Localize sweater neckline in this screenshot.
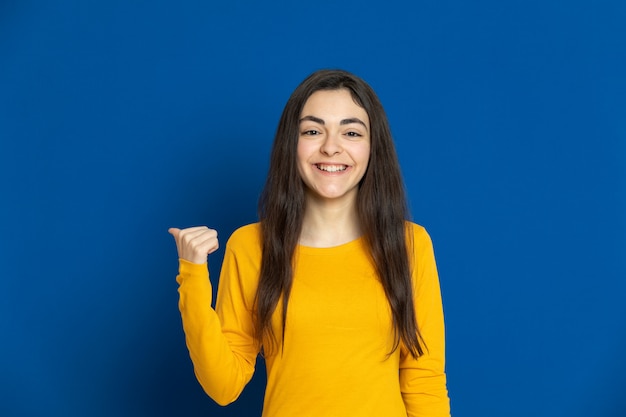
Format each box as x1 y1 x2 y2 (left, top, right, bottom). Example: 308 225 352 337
296 235 364 255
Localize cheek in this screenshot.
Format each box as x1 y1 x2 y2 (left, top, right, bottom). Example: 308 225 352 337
296 140 318 164
296 142 305 165
296 141 310 175
354 144 371 167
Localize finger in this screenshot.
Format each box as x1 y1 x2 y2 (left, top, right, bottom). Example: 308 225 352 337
207 240 219 255
177 226 211 239
186 230 218 252
198 231 219 255
179 228 215 248
191 233 219 255
168 227 182 254
170 226 207 246
170 227 219 263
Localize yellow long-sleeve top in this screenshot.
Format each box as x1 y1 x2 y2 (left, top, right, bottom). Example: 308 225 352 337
176 222 450 417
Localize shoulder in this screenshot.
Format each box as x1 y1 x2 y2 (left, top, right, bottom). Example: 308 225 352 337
225 222 262 255
405 221 432 244
228 222 261 241
405 221 436 259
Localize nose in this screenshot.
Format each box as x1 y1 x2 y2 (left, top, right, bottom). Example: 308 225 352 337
320 131 342 156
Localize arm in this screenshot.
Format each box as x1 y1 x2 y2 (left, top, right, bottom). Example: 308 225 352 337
171 227 260 405
399 225 451 417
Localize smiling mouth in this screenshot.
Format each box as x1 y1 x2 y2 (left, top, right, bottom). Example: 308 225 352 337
316 164 348 172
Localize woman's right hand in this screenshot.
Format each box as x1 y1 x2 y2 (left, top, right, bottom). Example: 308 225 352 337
168 226 219 264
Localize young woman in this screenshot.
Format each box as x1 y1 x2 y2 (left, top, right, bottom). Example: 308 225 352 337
169 69 450 416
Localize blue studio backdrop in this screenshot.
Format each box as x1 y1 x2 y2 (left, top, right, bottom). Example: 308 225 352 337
1 1 625 416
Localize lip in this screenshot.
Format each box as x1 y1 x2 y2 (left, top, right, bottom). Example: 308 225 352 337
313 163 352 175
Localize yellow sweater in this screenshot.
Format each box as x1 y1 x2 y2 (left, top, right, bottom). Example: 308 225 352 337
176 222 450 417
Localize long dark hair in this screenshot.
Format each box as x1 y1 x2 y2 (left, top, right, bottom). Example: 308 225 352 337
256 69 424 358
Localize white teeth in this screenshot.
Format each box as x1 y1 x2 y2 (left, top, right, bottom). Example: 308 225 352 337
317 164 347 172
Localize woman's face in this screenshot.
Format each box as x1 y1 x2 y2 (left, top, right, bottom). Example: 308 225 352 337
296 89 371 205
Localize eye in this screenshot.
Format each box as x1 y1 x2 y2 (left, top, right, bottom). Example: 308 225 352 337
301 129 320 136
345 131 362 138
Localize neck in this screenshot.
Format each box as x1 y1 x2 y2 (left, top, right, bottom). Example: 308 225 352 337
299 192 362 248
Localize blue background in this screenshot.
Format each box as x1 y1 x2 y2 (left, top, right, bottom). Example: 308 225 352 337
1 1 624 416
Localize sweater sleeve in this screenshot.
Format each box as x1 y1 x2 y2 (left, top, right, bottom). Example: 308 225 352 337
399 225 451 417
176 242 260 405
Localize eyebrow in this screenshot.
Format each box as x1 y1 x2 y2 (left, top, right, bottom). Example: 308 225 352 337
299 115 369 131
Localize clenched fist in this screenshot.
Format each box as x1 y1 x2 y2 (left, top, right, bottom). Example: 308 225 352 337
168 226 219 264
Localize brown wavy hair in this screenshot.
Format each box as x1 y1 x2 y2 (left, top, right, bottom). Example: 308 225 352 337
256 69 424 358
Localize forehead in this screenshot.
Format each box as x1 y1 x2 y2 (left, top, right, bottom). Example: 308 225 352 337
300 89 369 124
